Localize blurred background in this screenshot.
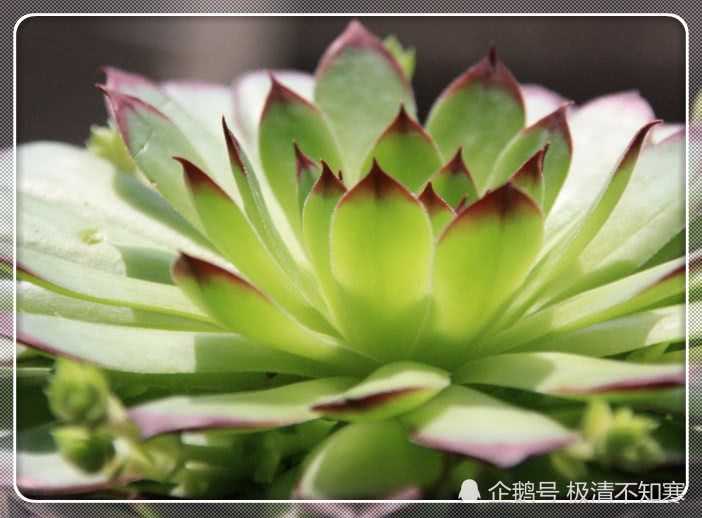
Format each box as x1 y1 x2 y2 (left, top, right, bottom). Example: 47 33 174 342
17 16 685 145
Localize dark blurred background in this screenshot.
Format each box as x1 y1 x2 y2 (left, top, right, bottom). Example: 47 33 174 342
17 16 685 145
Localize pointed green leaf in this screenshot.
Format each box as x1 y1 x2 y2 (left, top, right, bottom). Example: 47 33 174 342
361 105 442 192
314 21 415 182
176 158 329 332
105 69 237 203
510 145 547 206
296 421 441 499
429 148 479 208
19 247 210 321
232 70 315 159
418 183 454 235
521 305 684 357
302 163 347 306
565 130 685 291
294 141 322 213
489 104 572 212
129 378 355 438
259 76 343 237
479 258 684 356
312 362 449 422
172 254 373 374
100 86 215 228
419 184 543 365
18 280 217 331
18 313 335 377
404 386 574 468
454 352 684 396
426 48 525 191
330 162 433 361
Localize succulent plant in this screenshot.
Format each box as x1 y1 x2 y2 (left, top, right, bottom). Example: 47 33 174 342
15 21 686 500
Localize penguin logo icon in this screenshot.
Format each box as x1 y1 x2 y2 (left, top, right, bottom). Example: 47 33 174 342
459 479 481 501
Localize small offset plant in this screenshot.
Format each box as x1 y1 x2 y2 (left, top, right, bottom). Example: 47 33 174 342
16 21 686 500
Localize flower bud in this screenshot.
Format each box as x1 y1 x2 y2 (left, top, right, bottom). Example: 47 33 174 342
46 359 111 426
52 425 115 473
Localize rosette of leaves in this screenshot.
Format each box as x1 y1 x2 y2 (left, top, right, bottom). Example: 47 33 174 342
16 21 686 500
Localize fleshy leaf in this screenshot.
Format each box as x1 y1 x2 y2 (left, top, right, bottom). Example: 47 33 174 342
419 183 543 365
563 129 685 292
330 162 433 361
479 258 684 356
361 105 442 192
104 69 237 203
19 247 209 321
99 86 217 228
232 70 315 158
546 91 657 249
426 47 525 191
172 254 373 374
259 75 343 237
418 183 454 235
520 84 568 124
489 104 572 212
404 386 574 468
302 163 347 307
295 142 322 212
454 352 684 395
18 280 217 331
429 148 479 208
296 421 441 499
521 305 684 357
18 313 335 378
383 34 416 79
312 361 450 421
315 21 415 182
510 145 547 206
176 157 328 331
129 378 355 438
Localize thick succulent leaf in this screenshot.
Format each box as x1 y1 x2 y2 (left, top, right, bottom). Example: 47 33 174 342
418 183 454 235
259 77 343 236
161 80 234 138
302 164 347 307
489 104 572 212
520 83 567 124
18 280 217 331
454 352 684 395
404 386 574 468
295 142 322 212
100 87 227 228
565 130 685 292
312 362 450 421
177 158 328 331
19 248 209 320
314 21 415 182
129 378 355 438
546 91 657 248
330 163 433 361
296 421 441 499
521 305 684 357
104 69 237 203
173 254 373 374
17 425 139 496
426 48 524 191
480 259 684 355
420 184 543 364
232 70 315 158
17 313 334 378
17 142 217 263
510 146 546 206
429 149 479 208
361 106 442 192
